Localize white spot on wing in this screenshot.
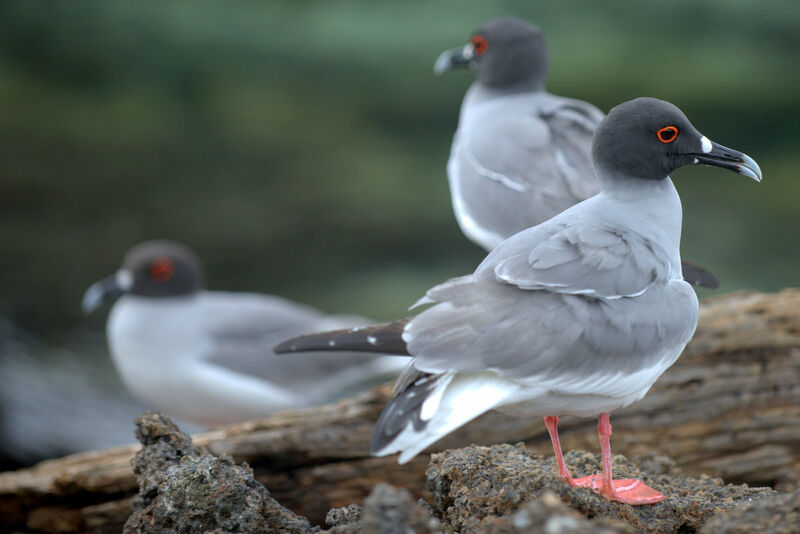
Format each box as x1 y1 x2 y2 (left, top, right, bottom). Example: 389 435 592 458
367 336 377 345
328 340 336 347
700 136 712 154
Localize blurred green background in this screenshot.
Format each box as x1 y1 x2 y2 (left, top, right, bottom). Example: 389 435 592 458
1 0 798 342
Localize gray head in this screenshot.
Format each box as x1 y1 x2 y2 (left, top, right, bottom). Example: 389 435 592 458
592 97 762 184
434 17 548 90
82 240 204 313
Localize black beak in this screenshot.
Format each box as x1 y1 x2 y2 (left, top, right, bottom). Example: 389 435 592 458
82 272 127 314
433 44 474 75
690 139 762 182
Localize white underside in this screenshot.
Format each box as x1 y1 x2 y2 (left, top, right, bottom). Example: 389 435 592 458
379 372 518 463
448 155 505 252
108 298 298 425
106 294 405 426
377 340 686 463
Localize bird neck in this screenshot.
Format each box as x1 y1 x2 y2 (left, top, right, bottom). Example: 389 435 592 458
471 77 546 98
599 173 681 218
599 175 684 276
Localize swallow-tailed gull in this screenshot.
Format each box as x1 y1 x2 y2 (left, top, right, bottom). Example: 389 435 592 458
83 240 406 426
435 17 719 289
276 97 761 504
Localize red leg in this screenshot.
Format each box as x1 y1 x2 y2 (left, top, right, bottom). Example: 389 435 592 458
544 416 580 485
593 413 665 505
546 414 665 504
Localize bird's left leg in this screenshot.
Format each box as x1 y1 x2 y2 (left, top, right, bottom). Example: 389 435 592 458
590 412 665 505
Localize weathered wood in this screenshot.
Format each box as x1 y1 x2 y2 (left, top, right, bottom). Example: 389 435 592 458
1 289 799 533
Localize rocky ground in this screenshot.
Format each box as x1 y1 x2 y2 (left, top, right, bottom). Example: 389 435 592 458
122 412 798 534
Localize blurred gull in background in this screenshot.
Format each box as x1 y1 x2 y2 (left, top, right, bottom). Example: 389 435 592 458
436 17 718 289
83 240 407 426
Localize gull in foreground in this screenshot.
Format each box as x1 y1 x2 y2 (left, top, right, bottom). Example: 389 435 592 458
276 97 761 504
435 17 719 289
83 240 406 426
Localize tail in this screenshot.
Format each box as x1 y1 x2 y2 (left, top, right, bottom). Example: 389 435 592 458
273 318 412 356
371 371 521 463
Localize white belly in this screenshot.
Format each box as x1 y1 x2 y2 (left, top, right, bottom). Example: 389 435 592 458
106 296 295 425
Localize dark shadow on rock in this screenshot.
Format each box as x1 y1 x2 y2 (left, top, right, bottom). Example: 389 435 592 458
699 488 800 534
425 443 777 533
476 490 633 534
124 411 312 534
324 483 440 534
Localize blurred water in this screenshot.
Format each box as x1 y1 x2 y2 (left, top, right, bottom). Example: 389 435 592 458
0 317 202 468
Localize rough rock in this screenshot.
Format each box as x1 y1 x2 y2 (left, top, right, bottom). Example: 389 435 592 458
127 410 205 511
476 491 633 534
426 443 776 533
360 483 440 534
113 412 795 534
323 483 440 534
123 411 312 534
699 488 800 534
326 503 363 528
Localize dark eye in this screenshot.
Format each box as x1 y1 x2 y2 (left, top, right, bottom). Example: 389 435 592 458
149 257 175 282
470 34 488 54
656 126 679 144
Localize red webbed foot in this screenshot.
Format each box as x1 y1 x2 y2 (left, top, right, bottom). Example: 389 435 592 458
570 473 665 505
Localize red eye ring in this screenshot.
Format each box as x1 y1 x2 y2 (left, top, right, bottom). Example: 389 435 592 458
470 34 488 55
149 257 175 282
657 126 679 144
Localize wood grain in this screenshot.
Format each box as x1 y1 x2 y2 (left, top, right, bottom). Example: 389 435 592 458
2 289 799 532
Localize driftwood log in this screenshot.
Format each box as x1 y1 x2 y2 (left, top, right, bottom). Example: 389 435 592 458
1 289 799 533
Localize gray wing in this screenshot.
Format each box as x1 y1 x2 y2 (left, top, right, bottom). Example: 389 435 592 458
403 222 691 388
485 221 672 298
203 294 399 394
450 95 603 245
538 97 604 201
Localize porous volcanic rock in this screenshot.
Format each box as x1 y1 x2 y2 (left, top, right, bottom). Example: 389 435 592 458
425 443 776 533
123 411 312 534
118 413 790 534
324 483 440 534
475 490 633 533
699 488 800 534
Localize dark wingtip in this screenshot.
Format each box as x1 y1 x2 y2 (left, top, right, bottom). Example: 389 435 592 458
273 318 413 356
272 331 339 354
680 259 720 290
272 338 299 354
370 371 438 454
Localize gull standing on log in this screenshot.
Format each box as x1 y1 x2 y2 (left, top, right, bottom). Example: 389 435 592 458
83 240 406 426
276 97 761 504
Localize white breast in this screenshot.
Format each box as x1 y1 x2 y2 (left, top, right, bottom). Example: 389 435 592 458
107 295 208 408
106 295 298 425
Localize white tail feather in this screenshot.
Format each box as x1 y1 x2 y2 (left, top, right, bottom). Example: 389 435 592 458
374 372 520 464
